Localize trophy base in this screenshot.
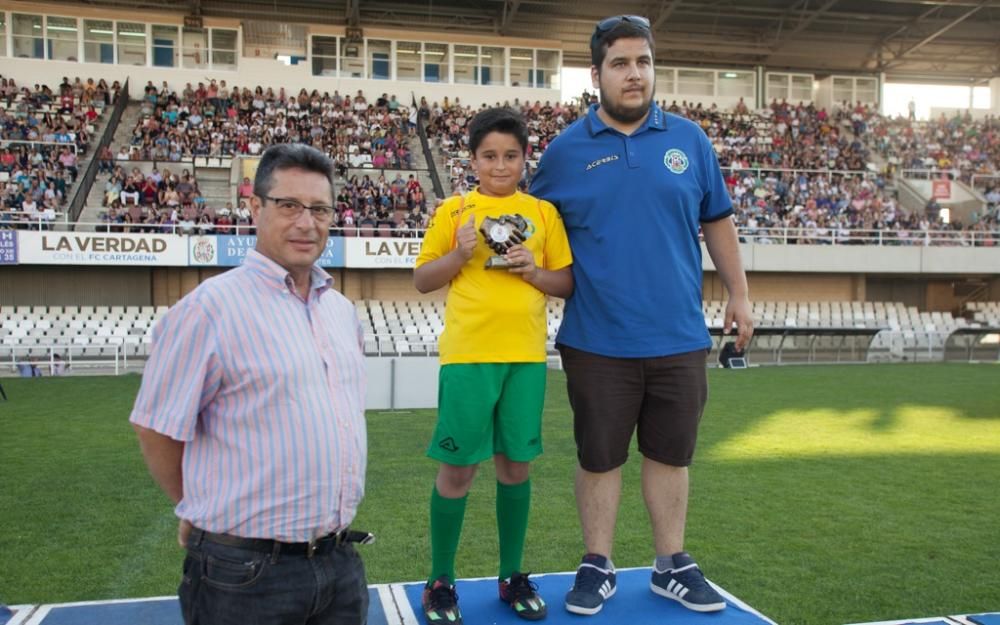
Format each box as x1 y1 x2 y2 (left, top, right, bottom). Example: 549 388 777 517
484 256 513 270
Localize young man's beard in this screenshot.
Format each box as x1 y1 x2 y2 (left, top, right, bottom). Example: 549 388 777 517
598 83 655 124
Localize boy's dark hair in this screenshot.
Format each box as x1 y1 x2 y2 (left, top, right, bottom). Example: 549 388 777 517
468 107 528 155
590 20 655 69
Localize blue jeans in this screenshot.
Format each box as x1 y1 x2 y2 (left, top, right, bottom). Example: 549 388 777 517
179 531 369 625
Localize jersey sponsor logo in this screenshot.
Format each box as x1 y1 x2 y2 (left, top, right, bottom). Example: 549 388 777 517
663 148 689 174
585 154 620 171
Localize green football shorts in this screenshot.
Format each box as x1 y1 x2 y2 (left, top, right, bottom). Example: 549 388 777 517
427 362 547 466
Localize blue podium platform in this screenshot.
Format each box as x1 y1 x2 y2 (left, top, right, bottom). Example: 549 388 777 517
10 571 994 625
397 567 775 625
4 567 777 625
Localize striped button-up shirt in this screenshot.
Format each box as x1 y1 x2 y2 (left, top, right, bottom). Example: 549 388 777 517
130 250 367 542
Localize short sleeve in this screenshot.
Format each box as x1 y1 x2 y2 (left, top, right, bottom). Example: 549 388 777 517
129 297 222 442
415 197 460 268
540 200 573 271
528 147 561 211
699 135 734 223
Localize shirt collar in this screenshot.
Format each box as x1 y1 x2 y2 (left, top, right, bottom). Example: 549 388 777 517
244 249 333 297
586 101 668 136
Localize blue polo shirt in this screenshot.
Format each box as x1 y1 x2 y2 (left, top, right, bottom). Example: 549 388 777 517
530 102 732 358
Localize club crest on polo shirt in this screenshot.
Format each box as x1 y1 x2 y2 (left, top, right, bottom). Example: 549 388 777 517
663 148 689 174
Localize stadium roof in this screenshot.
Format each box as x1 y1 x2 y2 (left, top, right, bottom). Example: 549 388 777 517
67 0 1000 82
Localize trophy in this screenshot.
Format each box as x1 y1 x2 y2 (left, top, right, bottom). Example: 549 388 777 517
480 214 528 269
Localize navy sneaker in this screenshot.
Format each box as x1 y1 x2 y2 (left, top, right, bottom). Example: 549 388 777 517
499 572 547 620
650 553 726 612
422 575 462 625
564 554 616 615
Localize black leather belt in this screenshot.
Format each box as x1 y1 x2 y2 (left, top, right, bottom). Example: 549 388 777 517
191 527 374 558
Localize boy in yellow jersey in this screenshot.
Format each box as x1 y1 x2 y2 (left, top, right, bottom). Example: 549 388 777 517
414 107 573 625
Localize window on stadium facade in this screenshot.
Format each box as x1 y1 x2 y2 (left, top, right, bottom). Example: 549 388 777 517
453 44 478 84
717 71 753 98
655 67 675 95
396 41 421 81
46 16 78 62
340 39 363 78
0 14 6 57
766 73 788 101
312 35 338 77
479 46 504 86
151 24 180 68
678 69 714 96
83 19 113 64
117 21 146 66
791 75 813 102
855 77 877 104
423 43 448 82
182 27 208 69
12 13 43 59
832 77 853 104
367 39 391 80
211 29 237 70
510 48 533 87
535 49 559 89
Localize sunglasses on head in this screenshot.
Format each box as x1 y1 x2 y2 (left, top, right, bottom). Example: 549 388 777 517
594 15 651 35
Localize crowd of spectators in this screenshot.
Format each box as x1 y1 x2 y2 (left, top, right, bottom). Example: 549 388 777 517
869 110 1000 184
100 84 431 236
665 98 873 171
423 93 996 245
332 172 429 236
97 163 253 234
0 76 115 229
119 82 416 169
424 96 584 194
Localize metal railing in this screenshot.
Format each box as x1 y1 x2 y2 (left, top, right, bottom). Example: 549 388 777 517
69 79 129 223
2 343 127 375
0 140 78 154
719 166 876 180
8 220 992 246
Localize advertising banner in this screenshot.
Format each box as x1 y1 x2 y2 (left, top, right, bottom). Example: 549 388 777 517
344 237 422 268
18 231 188 266
0 230 17 264
212 235 345 267
931 178 951 200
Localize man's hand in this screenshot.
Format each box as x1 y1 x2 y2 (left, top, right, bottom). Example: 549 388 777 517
178 518 193 549
455 214 477 260
723 294 754 351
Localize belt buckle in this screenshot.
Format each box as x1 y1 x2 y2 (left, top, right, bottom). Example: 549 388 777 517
307 537 319 558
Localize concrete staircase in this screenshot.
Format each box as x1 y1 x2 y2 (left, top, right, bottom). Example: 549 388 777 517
75 102 144 231
195 166 235 215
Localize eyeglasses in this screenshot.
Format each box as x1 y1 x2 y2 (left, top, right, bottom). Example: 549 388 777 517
260 195 336 224
594 15 651 35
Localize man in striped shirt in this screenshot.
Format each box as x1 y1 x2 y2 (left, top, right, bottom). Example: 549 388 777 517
131 144 369 625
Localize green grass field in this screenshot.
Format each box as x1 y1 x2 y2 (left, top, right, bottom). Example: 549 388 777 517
1 364 999 625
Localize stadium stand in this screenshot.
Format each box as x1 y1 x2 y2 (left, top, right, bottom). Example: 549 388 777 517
425 96 998 242
0 76 117 229
872 111 1000 184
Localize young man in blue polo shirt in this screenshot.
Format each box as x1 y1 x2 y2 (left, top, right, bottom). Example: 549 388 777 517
530 14 754 617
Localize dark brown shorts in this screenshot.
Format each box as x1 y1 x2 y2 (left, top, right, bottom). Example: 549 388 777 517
558 345 709 472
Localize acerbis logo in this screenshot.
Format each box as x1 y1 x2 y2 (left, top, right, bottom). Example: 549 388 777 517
439 437 459 452
663 148 689 174
586 154 619 171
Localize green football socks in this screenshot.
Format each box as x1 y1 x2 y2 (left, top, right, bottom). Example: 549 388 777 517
497 479 531 580
429 485 468 585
